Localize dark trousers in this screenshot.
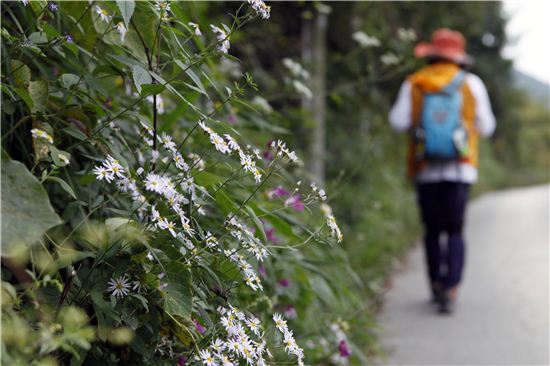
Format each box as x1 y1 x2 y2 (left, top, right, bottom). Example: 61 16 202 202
416 182 470 290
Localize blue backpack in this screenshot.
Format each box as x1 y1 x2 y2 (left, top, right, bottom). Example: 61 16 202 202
418 70 468 162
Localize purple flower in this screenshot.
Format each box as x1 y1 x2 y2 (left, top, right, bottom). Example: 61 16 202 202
266 228 278 243
194 319 205 334
48 2 58 11
285 194 304 212
278 278 290 288
177 355 188 366
258 265 267 278
283 305 297 319
65 34 74 43
338 340 351 357
267 186 289 200
227 114 237 124
262 149 274 161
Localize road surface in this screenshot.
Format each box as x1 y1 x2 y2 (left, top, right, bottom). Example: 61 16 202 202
376 184 549 365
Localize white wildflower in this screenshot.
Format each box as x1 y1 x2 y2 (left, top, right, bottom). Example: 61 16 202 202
31 128 54 144
210 24 230 54
292 80 313 99
352 30 381 47
282 58 310 79
107 275 131 297
144 173 164 193
93 165 114 183
189 22 201 36
94 5 111 23
381 52 400 66
273 313 287 332
247 0 271 19
155 0 171 21
210 133 230 154
114 22 127 42
397 27 417 42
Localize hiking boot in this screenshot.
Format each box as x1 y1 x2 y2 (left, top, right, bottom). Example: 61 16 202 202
437 291 455 315
430 281 444 304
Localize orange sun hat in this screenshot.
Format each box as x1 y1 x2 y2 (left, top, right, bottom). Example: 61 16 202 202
414 28 473 65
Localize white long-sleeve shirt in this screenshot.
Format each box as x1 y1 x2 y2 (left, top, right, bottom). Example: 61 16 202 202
389 73 496 183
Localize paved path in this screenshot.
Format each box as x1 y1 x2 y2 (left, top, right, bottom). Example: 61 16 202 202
376 185 549 365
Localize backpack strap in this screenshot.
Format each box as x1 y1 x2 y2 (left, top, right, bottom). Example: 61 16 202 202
441 70 466 94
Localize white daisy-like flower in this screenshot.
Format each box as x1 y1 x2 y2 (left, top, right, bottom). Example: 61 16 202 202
247 0 271 19
253 168 262 183
245 317 261 336
94 5 111 23
210 133 230 154
114 22 127 42
144 173 164 193
21 0 29 6
31 128 54 144
210 24 230 54
93 165 114 183
107 275 131 297
273 313 287 332
189 22 201 36
199 349 217 366
154 0 171 20
104 159 125 179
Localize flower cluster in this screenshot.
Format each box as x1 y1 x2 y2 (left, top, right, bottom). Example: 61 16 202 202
210 25 230 54
93 155 126 183
329 321 351 365
273 313 305 365
197 305 271 366
224 215 268 291
31 128 54 144
351 31 381 48
270 140 299 163
199 121 263 182
247 0 271 20
397 27 417 42
380 52 400 66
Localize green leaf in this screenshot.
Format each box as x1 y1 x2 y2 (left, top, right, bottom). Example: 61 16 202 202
28 80 48 113
246 206 267 243
214 190 238 214
193 171 224 187
45 176 77 200
41 23 60 39
140 83 165 97
28 31 48 44
163 262 192 318
61 73 80 89
116 0 135 28
132 65 151 94
11 60 30 89
1 155 62 256
50 146 71 167
62 126 87 141
12 87 33 109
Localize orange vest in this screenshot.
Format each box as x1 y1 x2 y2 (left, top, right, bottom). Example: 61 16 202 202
407 63 478 179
